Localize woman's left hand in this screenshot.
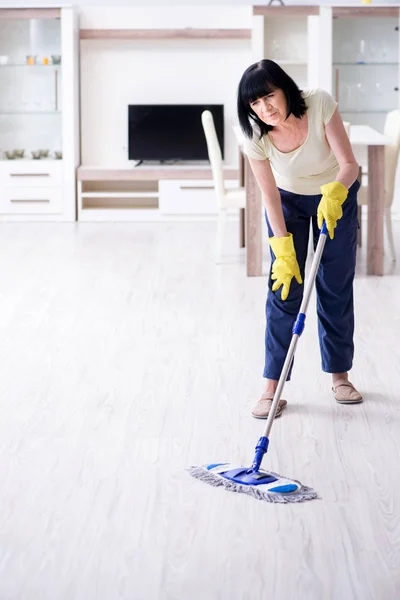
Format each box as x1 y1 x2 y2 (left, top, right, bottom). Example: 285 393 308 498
317 181 348 239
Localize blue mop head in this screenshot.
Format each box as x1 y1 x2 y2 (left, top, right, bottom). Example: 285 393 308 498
188 463 318 504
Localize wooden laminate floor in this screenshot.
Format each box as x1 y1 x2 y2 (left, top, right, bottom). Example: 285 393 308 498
0 220 399 600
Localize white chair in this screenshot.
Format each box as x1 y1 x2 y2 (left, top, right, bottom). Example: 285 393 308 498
356 109 400 262
201 110 246 262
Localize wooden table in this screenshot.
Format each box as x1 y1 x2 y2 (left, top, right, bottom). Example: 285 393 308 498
233 125 391 277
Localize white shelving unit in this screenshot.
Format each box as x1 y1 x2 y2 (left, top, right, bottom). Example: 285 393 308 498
251 5 400 134
331 7 400 133
76 166 240 222
251 6 320 91
0 7 80 222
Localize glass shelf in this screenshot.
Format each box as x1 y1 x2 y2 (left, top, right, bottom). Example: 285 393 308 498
0 63 61 68
333 62 398 67
0 158 62 162
276 60 307 66
340 109 395 114
0 111 61 115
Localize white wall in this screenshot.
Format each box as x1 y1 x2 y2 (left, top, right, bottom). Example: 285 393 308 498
80 6 253 166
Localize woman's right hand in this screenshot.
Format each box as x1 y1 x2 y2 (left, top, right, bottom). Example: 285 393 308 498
269 233 302 301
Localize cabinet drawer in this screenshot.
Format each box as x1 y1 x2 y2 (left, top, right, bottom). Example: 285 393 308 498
0 187 63 215
1 161 63 187
159 180 217 215
159 179 239 215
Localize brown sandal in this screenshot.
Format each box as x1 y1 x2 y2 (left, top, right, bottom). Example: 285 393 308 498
252 392 287 419
332 379 363 404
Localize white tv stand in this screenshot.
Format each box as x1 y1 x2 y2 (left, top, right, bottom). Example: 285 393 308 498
132 160 210 167
77 165 239 221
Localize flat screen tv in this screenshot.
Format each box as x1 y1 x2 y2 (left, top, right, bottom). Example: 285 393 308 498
128 104 224 162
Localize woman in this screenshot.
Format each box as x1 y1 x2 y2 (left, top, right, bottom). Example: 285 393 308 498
237 59 362 419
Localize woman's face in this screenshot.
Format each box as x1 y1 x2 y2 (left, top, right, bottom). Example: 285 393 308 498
249 87 287 126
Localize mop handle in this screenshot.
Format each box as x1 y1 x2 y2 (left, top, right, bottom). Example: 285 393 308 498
262 222 329 440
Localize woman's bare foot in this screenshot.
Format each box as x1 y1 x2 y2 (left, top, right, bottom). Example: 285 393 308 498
263 378 278 395
332 372 348 385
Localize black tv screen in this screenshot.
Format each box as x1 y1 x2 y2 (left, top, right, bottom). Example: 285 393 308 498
128 104 224 161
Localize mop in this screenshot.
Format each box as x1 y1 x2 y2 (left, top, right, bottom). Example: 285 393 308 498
188 222 330 503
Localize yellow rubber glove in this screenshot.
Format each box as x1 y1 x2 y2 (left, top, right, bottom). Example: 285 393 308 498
317 181 348 240
269 233 302 301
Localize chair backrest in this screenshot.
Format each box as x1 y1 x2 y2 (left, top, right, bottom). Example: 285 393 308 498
201 110 225 206
383 109 400 206
343 121 351 136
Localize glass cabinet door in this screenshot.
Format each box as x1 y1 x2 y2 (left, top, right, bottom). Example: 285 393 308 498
252 7 320 94
0 15 63 160
263 15 309 90
332 12 399 133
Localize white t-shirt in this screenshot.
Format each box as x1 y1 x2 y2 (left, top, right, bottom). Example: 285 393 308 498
243 89 339 195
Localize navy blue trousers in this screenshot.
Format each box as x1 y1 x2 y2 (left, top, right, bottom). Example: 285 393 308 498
264 179 360 380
